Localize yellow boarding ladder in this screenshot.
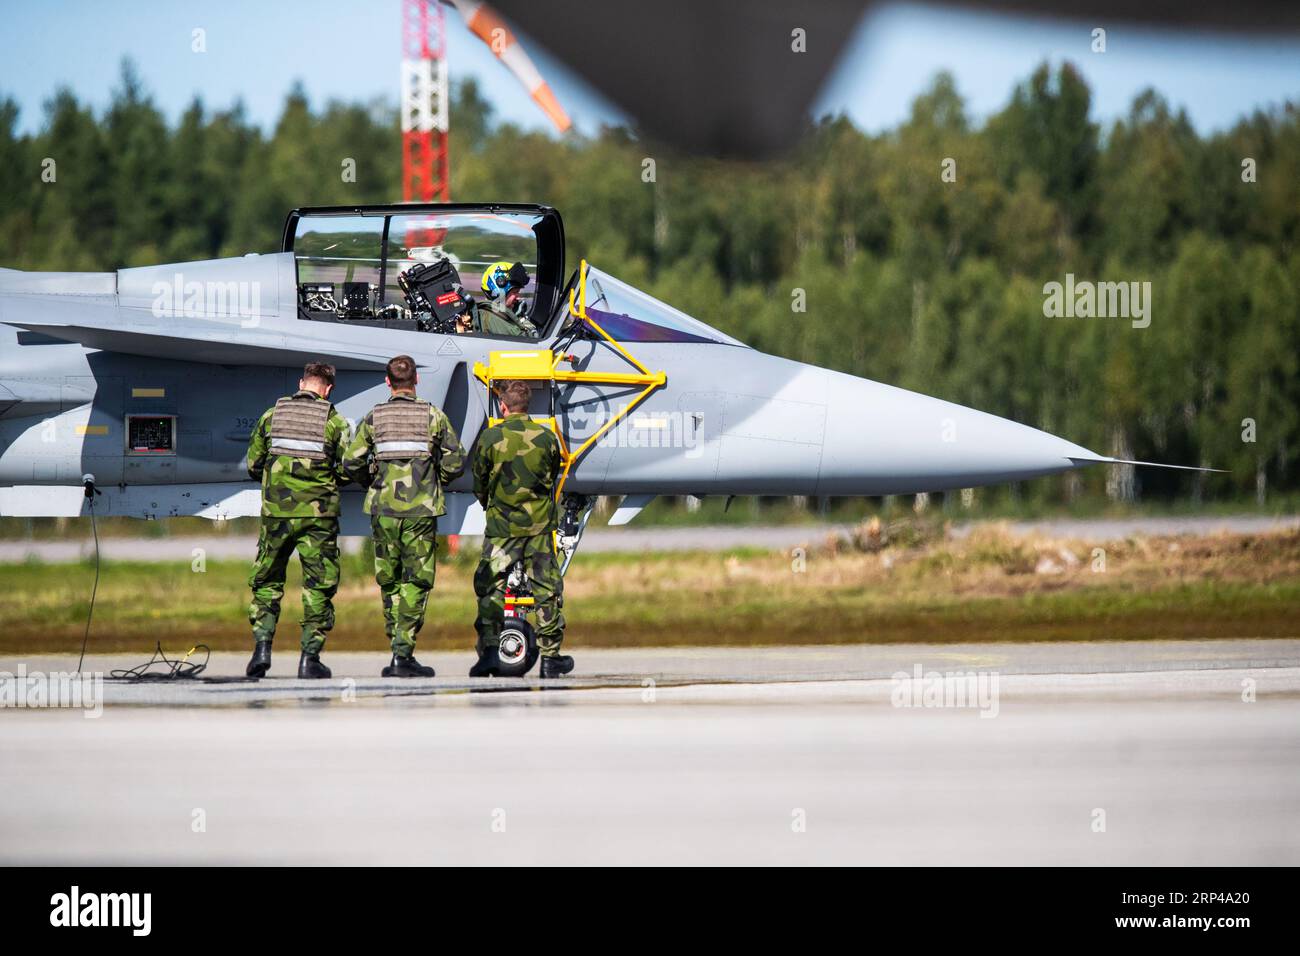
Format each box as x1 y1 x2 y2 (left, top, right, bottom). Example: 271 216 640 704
472 260 667 502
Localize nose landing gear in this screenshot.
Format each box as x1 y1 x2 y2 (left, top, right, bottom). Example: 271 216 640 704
493 560 540 677
484 495 593 678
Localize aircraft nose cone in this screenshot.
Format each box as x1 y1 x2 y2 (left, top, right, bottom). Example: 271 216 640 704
817 369 1097 495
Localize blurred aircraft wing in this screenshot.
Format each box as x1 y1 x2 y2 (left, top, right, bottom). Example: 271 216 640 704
491 0 1300 159
492 0 863 158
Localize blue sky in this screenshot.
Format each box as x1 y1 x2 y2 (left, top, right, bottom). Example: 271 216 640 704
1 0 1297 137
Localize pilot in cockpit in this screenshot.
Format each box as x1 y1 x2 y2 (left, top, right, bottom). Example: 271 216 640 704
455 260 538 338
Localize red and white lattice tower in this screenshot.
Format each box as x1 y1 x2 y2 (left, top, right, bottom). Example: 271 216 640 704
401 0 450 204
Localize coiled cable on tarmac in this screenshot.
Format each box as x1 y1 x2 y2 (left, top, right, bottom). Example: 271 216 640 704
109 642 210 681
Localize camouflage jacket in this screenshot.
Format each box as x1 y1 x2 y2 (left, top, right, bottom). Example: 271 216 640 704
343 392 466 517
470 299 537 338
473 412 561 537
246 390 351 518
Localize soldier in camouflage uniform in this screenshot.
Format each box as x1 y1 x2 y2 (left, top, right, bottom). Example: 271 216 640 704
343 354 466 677
471 379 572 678
245 362 351 680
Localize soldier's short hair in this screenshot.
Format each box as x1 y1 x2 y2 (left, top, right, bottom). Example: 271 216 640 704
494 379 531 412
302 362 336 387
386 355 417 389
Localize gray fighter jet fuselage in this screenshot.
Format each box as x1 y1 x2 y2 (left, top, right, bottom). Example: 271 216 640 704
0 202 1199 536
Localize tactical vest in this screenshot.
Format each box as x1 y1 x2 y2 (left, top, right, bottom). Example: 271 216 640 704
372 399 434 461
268 394 331 461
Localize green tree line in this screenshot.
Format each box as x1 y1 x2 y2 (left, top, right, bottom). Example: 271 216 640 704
1 61 1297 504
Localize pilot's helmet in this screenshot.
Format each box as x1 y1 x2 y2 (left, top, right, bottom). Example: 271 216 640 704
481 260 527 301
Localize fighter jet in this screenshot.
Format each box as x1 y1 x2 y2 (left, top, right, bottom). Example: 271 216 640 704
0 201 1210 557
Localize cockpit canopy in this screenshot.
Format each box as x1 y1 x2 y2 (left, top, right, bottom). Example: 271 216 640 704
283 203 565 338
282 203 744 347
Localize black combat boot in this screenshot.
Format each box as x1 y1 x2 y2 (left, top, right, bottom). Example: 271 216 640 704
245 641 272 678
382 654 435 678
539 654 575 679
297 651 332 679
468 647 500 677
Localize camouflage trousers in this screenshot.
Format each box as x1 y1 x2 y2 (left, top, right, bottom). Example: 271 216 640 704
371 515 438 657
248 516 340 654
474 533 565 657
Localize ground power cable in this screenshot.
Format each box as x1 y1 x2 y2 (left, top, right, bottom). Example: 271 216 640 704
75 475 100 674
74 475 212 682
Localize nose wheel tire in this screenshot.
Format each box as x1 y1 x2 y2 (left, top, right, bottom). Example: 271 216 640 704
494 618 539 677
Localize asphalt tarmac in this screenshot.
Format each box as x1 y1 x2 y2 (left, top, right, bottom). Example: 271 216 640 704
1 640 1297 864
